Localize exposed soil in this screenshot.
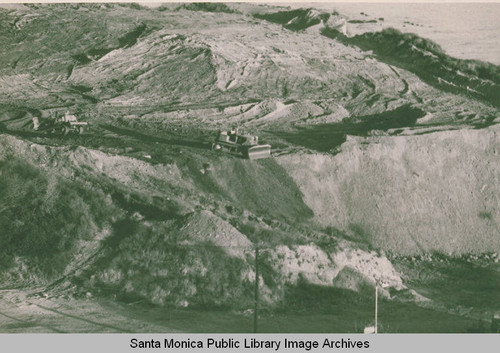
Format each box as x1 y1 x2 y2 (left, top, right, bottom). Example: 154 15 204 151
1 3 499 333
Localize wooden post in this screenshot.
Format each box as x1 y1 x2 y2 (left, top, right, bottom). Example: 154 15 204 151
375 284 378 334
253 246 259 333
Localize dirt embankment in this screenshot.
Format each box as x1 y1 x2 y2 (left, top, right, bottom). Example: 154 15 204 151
278 125 500 255
0 133 405 307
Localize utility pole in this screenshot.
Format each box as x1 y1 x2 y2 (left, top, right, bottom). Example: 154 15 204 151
253 245 259 333
374 284 378 334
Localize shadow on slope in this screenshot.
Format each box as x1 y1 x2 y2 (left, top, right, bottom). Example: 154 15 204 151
183 156 314 222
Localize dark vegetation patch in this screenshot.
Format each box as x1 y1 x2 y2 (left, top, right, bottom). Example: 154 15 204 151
275 104 425 152
71 23 149 66
71 53 92 65
0 158 119 280
118 23 147 48
404 21 423 27
110 191 180 222
472 115 497 129
254 8 313 25
71 85 93 93
76 219 255 308
229 219 313 249
86 47 114 60
478 211 493 220
99 124 208 150
174 3 240 14
347 19 377 24
321 27 500 107
79 93 99 104
281 277 372 315
278 277 475 333
117 3 146 11
254 8 330 31
395 256 500 313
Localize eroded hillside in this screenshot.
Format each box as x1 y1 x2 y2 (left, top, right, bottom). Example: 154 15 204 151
1 3 499 332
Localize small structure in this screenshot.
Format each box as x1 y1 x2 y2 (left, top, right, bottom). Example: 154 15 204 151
61 111 78 123
39 111 89 134
212 128 271 160
492 312 500 333
363 326 376 334
32 116 40 130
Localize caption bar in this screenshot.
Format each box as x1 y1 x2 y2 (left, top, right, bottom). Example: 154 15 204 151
130 337 370 350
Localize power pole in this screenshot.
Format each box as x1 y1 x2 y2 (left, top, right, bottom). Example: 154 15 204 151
253 245 259 333
374 284 378 334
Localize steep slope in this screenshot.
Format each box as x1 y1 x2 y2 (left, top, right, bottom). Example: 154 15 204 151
0 133 403 308
0 3 499 327
278 124 500 255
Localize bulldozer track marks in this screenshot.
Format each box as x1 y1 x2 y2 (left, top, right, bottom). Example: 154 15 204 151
0 311 67 333
31 303 133 333
1 294 132 333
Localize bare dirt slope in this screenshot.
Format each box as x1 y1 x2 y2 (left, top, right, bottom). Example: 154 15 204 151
1 3 499 332
278 125 500 255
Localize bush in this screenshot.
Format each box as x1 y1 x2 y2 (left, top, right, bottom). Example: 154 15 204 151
0 159 118 279
176 3 240 14
321 26 500 107
254 8 330 31
87 220 254 307
118 3 145 11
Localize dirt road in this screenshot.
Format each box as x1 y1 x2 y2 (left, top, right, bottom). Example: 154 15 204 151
0 289 179 333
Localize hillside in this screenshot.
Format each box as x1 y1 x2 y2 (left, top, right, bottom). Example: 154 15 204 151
0 3 499 333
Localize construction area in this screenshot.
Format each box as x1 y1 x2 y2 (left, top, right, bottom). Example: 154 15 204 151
1 3 499 333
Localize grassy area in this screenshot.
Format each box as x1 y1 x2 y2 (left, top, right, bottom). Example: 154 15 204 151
105 290 476 333
95 279 483 333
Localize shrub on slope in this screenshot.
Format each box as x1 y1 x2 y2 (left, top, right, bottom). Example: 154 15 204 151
175 3 240 14
82 213 255 308
254 8 330 31
0 158 119 281
321 27 500 107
